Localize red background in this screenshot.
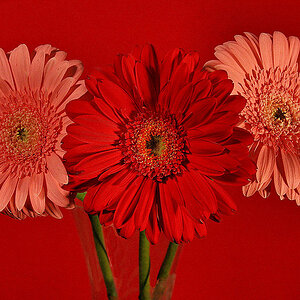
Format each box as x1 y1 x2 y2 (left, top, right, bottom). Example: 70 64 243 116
0 0 299 299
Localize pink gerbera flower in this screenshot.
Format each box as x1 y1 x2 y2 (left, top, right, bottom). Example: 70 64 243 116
0 44 86 219
205 31 300 204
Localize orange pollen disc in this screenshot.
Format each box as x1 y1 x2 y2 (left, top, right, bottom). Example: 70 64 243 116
120 113 187 180
0 93 62 177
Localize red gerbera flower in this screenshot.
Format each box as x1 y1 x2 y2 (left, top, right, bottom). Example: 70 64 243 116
63 45 254 243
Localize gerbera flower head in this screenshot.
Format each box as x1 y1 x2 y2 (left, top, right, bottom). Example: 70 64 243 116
0 44 86 219
64 44 254 243
205 31 300 204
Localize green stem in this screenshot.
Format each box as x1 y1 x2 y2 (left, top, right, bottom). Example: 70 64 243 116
88 214 118 300
139 231 151 300
152 242 179 300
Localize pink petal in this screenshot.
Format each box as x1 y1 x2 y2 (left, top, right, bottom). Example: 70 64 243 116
43 58 69 94
214 46 246 75
66 60 84 82
273 31 289 69
45 201 63 219
29 45 54 91
15 176 30 210
288 36 300 66
0 48 15 89
57 80 87 113
53 50 67 61
0 77 13 96
258 179 271 198
225 40 258 73
259 33 273 70
242 180 259 197
29 173 45 214
0 172 9 185
273 162 289 198
46 152 68 185
0 176 18 211
34 44 56 55
256 145 275 184
9 44 30 91
286 188 299 201
243 32 262 65
44 172 69 207
50 77 75 107
281 150 300 189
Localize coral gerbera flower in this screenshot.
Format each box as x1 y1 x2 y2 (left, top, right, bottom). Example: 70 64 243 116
0 44 86 219
205 31 300 204
63 44 254 243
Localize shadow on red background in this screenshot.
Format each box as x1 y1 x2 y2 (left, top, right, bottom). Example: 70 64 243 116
0 1 299 299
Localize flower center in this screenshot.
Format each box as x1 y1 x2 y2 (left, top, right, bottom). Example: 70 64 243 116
16 127 28 141
146 135 165 156
241 67 300 154
120 112 187 180
4 108 44 157
273 108 286 121
0 93 62 177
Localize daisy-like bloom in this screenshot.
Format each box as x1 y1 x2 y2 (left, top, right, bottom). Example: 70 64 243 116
205 31 300 204
63 44 254 243
0 44 86 219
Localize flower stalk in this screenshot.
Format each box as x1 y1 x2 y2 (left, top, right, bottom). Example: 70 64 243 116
72 205 103 299
139 231 151 300
88 214 118 300
152 242 178 300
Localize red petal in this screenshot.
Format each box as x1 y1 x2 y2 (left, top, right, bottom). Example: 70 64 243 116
83 169 134 213
191 80 212 101
74 150 123 180
64 142 114 163
194 221 207 238
169 82 193 118
145 202 161 244
135 62 157 108
181 209 196 242
160 48 184 89
217 95 246 114
134 179 156 231
72 114 119 135
210 79 233 104
188 123 233 143
140 44 159 75
113 176 144 228
121 55 136 90
85 76 101 97
66 99 100 120
177 171 217 218
158 182 183 243
210 181 237 214
182 97 216 129
213 169 251 186
97 79 136 118
189 140 225 156
208 70 228 85
67 123 117 144
117 217 136 239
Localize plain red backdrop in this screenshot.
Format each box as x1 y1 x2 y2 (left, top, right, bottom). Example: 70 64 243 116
0 0 299 299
